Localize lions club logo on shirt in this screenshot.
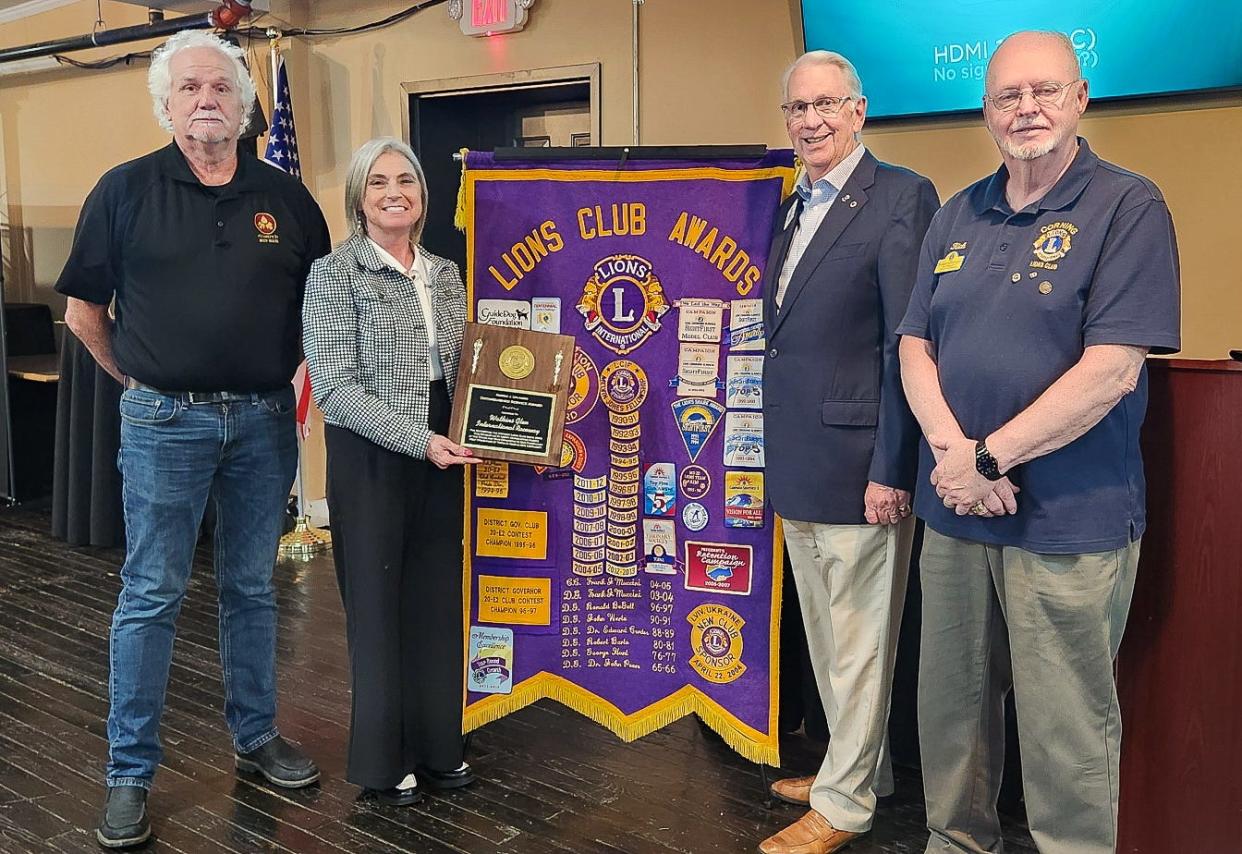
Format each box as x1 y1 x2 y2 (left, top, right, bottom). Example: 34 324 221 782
254 212 280 244
1030 221 1077 269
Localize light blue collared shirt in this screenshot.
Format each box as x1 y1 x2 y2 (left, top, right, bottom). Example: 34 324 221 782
775 143 867 307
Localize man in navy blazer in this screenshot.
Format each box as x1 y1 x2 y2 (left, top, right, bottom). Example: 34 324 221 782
758 51 939 854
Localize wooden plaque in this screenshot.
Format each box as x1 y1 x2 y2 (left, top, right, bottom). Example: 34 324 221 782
448 322 577 466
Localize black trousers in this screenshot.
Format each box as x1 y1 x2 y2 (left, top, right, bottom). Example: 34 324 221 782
325 381 465 790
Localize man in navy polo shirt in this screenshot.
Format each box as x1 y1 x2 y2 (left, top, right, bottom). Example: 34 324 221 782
897 31 1180 854
56 31 330 849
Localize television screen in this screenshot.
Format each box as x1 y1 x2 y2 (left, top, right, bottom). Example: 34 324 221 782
801 0 1242 118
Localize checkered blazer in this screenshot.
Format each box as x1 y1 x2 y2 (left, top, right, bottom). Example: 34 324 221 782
303 233 465 459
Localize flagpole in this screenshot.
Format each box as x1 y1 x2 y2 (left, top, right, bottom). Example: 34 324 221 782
268 29 280 111
269 34 331 561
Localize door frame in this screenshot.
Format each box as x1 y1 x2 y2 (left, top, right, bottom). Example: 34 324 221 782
400 62 601 147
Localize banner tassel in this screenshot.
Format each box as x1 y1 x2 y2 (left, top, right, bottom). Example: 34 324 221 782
453 147 470 232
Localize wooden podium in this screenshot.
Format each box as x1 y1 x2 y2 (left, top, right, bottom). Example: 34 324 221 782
1117 359 1242 852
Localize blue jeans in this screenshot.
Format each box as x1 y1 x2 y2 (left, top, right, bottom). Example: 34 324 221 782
107 386 297 789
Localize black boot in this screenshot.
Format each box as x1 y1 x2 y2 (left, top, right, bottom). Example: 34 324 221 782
96 786 151 849
235 735 320 788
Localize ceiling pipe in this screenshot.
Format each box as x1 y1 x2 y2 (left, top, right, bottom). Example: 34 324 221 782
0 1 252 66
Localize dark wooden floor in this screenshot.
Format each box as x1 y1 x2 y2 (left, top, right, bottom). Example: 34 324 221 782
0 506 1036 853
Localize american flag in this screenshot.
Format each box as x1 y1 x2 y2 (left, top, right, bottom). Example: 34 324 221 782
264 53 311 436
263 54 302 178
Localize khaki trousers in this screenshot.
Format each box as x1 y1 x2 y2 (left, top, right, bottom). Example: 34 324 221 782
782 517 915 833
918 528 1141 854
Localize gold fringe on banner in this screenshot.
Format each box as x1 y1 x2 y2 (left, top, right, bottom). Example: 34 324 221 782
453 148 471 231
464 675 781 766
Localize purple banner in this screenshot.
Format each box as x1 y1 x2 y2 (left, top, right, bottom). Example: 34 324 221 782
461 151 795 764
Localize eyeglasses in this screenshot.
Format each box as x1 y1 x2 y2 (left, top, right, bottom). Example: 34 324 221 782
780 96 855 123
984 80 1081 112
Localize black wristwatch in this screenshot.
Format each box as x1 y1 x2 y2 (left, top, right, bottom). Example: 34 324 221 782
975 440 1003 481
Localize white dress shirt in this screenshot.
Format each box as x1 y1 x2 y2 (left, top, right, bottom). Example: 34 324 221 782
368 238 444 380
775 143 868 308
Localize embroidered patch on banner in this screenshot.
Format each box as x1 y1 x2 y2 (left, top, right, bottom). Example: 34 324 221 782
682 502 709 532
677 298 725 343
476 509 548 560
723 471 764 528
531 297 562 333
671 398 725 463
643 519 678 574
725 355 763 410
566 348 599 424
477 298 533 328
687 603 747 684
577 254 670 354
468 626 514 694
534 429 586 476
685 541 753 596
475 461 509 499
672 343 722 398
727 298 765 351
600 359 649 413
680 464 712 500
477 576 552 625
643 463 677 517
723 411 764 468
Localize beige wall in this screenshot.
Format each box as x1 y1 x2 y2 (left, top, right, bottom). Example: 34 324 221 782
1 0 1239 497
865 100 1242 363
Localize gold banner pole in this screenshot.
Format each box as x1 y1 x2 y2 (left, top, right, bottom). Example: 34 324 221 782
269 34 330 560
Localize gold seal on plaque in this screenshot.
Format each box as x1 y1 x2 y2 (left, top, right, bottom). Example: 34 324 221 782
498 345 536 379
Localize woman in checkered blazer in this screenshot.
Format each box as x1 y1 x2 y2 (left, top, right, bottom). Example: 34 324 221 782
303 137 478 806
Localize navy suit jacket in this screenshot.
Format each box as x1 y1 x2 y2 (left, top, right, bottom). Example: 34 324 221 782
762 151 939 524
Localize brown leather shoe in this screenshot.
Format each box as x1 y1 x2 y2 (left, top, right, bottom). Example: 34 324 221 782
770 774 814 806
758 809 861 854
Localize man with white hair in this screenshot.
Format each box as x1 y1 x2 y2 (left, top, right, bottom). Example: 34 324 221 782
55 29 330 848
898 31 1180 853
758 50 938 854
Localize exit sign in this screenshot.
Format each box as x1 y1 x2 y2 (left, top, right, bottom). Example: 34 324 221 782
449 0 535 36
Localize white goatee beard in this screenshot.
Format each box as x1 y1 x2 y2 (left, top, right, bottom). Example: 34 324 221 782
1001 136 1058 161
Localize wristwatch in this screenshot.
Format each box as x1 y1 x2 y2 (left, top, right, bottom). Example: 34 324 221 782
975 440 1003 481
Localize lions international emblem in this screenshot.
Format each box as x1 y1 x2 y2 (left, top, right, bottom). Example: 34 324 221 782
687 603 746 684
1031 221 1077 265
577 254 669 354
599 359 648 413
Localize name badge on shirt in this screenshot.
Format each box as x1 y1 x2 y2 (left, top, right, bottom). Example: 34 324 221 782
934 250 965 274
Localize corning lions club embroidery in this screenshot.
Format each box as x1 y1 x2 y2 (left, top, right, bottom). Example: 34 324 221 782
255 212 280 244
576 254 669 354
1030 221 1077 270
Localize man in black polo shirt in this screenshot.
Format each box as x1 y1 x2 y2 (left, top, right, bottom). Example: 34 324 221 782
55 30 330 849
898 31 1180 854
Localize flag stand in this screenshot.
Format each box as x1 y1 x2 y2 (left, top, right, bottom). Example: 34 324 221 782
278 433 331 560
265 31 329 561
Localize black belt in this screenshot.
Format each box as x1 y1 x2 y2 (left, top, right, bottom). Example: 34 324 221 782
124 377 268 405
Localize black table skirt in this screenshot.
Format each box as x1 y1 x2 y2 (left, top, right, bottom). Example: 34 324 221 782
51 332 124 548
